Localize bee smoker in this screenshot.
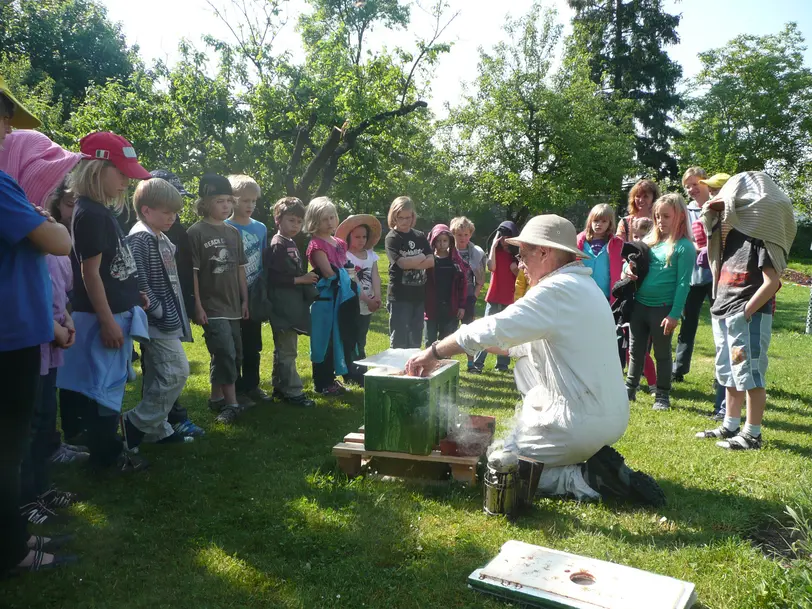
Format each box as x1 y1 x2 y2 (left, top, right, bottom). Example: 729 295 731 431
483 459 518 517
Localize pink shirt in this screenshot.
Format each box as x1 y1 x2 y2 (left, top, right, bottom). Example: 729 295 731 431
41 255 72 374
306 236 348 270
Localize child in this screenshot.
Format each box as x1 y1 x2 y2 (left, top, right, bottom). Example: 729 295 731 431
336 214 383 373
149 169 205 438
188 174 249 425
56 131 153 472
225 174 270 406
424 224 468 346
626 216 658 394
384 196 434 349
577 204 623 301
631 217 653 242
264 197 318 407
305 197 359 395
695 171 795 450
514 268 529 301
472 221 519 372
624 193 694 411
0 129 84 523
122 178 192 451
0 80 75 574
450 216 486 370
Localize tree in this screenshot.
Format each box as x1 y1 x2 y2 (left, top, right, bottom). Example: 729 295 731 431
206 0 457 204
676 23 812 213
443 2 636 226
0 0 135 118
568 0 682 180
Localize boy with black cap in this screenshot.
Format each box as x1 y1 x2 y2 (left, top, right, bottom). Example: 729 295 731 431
187 174 249 425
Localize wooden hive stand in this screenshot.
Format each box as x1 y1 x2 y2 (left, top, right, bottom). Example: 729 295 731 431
332 427 480 485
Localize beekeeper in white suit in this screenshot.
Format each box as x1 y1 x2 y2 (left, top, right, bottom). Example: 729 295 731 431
406 214 665 505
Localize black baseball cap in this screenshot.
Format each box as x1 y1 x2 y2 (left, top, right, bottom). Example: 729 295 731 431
198 173 233 198
150 169 191 197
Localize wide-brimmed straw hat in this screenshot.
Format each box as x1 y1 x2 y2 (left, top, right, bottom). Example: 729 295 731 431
335 214 382 248
505 214 588 259
0 75 41 129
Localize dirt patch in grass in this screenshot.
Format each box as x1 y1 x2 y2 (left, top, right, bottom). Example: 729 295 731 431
783 268 812 286
748 521 807 563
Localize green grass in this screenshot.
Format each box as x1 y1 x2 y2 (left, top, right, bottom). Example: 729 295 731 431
4 275 812 608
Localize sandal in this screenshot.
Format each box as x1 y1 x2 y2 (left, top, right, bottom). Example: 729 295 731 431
15 549 78 573
28 534 74 552
38 488 78 510
695 425 739 440
717 432 762 451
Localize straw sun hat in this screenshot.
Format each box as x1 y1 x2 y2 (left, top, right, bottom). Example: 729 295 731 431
335 214 383 248
505 214 588 259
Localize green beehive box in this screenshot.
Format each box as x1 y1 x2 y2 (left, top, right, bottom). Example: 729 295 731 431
364 360 459 455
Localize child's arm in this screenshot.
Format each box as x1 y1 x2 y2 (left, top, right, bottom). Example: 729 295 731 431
662 241 695 334
744 266 780 320
386 232 425 270
192 270 208 325
28 220 72 256
510 261 519 276
62 310 75 348
487 237 500 271
311 249 335 278
81 255 124 349
129 235 162 319
417 254 435 269
239 266 249 320
371 260 382 302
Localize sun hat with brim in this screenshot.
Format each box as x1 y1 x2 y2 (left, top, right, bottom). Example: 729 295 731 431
505 214 588 259
0 130 83 207
0 76 41 129
79 131 151 180
335 214 382 249
699 173 731 190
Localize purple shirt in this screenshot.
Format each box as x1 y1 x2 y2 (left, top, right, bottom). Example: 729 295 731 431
40 255 72 374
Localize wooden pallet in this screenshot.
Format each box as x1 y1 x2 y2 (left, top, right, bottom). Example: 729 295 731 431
332 429 480 485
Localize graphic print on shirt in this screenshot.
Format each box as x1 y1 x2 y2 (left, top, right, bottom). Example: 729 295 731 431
205 237 237 275
110 236 137 281
241 231 262 285
401 238 427 287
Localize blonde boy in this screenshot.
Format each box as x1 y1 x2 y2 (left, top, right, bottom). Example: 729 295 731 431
225 174 270 405
450 217 486 371
123 178 192 449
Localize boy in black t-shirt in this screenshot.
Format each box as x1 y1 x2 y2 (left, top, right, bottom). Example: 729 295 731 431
384 196 434 348
695 220 781 450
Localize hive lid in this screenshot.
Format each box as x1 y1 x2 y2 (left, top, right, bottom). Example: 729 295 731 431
358 349 457 377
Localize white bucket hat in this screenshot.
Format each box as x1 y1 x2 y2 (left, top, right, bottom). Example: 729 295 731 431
505 214 588 259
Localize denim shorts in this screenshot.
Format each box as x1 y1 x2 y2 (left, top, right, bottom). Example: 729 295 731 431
712 311 772 391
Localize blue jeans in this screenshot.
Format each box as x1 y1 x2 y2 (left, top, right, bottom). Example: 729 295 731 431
20 369 61 504
473 302 510 369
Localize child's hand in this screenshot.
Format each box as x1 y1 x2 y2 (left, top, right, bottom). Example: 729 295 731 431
242 301 250 320
53 323 71 348
704 198 724 213
100 320 124 349
139 291 150 310
195 305 208 326
456 308 465 320
296 272 318 285
660 316 678 335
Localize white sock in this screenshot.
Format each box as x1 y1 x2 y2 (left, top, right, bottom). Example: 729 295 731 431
743 422 762 437
723 416 741 432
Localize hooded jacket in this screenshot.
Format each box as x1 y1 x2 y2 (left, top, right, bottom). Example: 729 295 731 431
576 231 624 304
424 224 469 321
610 241 651 327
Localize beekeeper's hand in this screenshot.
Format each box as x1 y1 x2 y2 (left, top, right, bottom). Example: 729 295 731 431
405 348 440 377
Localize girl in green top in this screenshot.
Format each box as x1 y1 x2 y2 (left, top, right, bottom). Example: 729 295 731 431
624 193 695 411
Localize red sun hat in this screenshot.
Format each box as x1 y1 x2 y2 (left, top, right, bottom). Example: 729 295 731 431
79 131 151 180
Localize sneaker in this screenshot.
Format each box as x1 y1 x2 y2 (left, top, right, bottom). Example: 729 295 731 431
207 398 226 413
709 409 726 422
121 415 146 451
20 501 64 525
673 373 685 383
173 419 206 438
49 444 90 465
214 406 239 425
284 393 316 408
494 365 509 372
467 366 482 374
717 432 762 450
695 425 739 439
583 446 666 507
235 394 257 410
157 432 194 444
63 442 89 453
626 385 637 402
245 387 274 403
320 381 347 396
37 488 78 510
116 451 149 473
652 391 671 411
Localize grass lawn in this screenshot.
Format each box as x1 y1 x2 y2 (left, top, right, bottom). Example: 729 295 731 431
4 273 812 609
